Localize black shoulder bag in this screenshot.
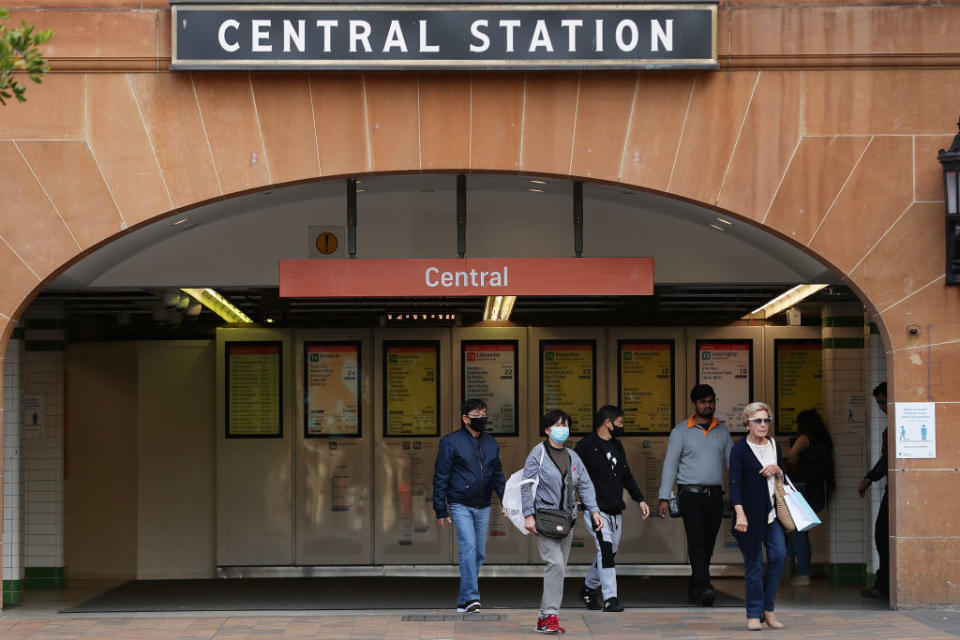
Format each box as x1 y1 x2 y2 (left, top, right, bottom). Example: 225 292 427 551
534 445 576 539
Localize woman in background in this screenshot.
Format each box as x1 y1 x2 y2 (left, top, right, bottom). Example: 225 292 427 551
521 409 603 634
785 408 836 585
729 402 787 631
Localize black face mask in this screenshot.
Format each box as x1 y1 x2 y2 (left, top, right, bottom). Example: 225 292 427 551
469 417 488 432
611 425 625 438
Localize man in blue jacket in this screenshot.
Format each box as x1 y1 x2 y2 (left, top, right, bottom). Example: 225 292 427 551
433 399 506 613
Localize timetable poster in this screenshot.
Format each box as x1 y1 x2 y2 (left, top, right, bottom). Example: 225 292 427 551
305 342 361 437
696 340 752 433
540 340 596 435
618 341 674 435
775 340 823 435
462 341 519 436
384 342 440 437
226 342 282 437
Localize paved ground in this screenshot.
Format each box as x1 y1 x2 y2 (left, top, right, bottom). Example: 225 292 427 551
0 609 958 640
1 579 956 639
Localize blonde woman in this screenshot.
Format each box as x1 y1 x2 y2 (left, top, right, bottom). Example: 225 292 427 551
729 402 787 631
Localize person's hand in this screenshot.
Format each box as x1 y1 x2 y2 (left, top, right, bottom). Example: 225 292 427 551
524 515 537 535
501 508 507 517
592 512 603 531
759 464 781 478
734 513 748 533
658 499 669 519
638 501 651 520
857 478 871 497
438 516 451 528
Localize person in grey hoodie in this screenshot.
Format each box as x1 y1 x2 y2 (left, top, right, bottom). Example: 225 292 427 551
522 408 603 634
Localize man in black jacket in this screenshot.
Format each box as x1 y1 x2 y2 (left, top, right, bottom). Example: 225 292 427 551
432 399 506 613
574 405 650 612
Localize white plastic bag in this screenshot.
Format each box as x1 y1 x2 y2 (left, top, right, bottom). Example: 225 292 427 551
502 446 544 535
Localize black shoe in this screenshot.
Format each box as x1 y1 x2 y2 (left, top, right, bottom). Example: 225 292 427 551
457 600 481 613
860 587 887 599
699 587 716 607
603 597 624 612
580 586 602 610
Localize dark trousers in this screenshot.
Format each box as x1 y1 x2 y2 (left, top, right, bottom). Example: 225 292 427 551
874 491 889 594
679 489 723 595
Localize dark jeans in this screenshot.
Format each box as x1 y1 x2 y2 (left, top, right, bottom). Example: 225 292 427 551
679 489 723 595
874 491 889 594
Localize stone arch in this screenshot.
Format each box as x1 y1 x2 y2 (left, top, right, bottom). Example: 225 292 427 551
2 66 958 606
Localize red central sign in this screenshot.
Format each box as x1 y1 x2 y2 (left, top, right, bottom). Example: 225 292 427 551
279 258 654 298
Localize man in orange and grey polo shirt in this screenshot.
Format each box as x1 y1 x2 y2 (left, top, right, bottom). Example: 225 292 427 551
658 384 733 606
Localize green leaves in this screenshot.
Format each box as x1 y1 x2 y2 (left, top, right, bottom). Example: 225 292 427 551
0 8 54 105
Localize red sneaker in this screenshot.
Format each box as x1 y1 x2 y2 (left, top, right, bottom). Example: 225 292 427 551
536 614 566 634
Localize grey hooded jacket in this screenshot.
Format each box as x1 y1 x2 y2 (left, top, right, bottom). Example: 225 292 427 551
520 441 599 518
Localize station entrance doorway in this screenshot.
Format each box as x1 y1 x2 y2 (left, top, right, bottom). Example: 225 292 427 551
8 174 882 603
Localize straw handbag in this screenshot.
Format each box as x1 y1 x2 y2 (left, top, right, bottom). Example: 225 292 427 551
774 475 796 533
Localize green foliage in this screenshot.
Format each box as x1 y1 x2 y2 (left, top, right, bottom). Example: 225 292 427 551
0 8 53 105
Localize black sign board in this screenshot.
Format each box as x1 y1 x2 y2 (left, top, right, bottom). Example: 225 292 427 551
171 4 717 70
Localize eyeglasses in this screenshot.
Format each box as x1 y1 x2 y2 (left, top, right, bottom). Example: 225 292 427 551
747 418 773 425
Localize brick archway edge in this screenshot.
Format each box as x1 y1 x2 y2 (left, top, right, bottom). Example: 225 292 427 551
2 62 960 606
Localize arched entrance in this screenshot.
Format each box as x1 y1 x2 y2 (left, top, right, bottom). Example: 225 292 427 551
1 66 956 608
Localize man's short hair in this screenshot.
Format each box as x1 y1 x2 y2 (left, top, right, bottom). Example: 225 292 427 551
690 384 716 403
594 405 624 430
540 408 572 433
461 398 487 416
872 382 887 398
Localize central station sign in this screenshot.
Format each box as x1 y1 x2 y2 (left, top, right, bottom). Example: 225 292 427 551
171 2 717 70
279 257 654 297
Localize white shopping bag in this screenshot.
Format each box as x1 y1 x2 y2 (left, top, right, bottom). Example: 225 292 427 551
501 446 544 535
783 475 822 532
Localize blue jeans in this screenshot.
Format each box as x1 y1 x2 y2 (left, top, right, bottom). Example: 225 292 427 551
789 530 811 576
742 519 787 619
448 503 490 605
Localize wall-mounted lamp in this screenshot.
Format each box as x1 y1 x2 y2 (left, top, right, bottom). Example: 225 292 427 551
937 116 960 285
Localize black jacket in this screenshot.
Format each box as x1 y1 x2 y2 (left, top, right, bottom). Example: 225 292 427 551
574 431 645 514
432 426 506 519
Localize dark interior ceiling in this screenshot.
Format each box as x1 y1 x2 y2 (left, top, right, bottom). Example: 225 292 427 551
36 284 860 341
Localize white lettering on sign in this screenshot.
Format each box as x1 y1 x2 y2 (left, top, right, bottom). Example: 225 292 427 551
315 20 339 52
529 20 553 52
499 19 521 53
469 20 490 52
651 19 673 52
252 19 272 52
419 20 440 52
425 266 509 288
383 20 407 52
208 16 687 59
218 19 240 52
561 19 583 52
284 20 306 53
350 20 372 53
616 19 638 52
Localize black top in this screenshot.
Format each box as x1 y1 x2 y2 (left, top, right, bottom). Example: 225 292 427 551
574 431 645 514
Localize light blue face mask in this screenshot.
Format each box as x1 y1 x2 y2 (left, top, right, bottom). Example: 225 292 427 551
550 425 570 444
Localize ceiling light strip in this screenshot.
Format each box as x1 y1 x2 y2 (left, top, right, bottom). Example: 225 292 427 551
181 288 253 324
747 284 828 320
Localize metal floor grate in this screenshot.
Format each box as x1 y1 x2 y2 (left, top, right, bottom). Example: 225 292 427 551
402 614 505 622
